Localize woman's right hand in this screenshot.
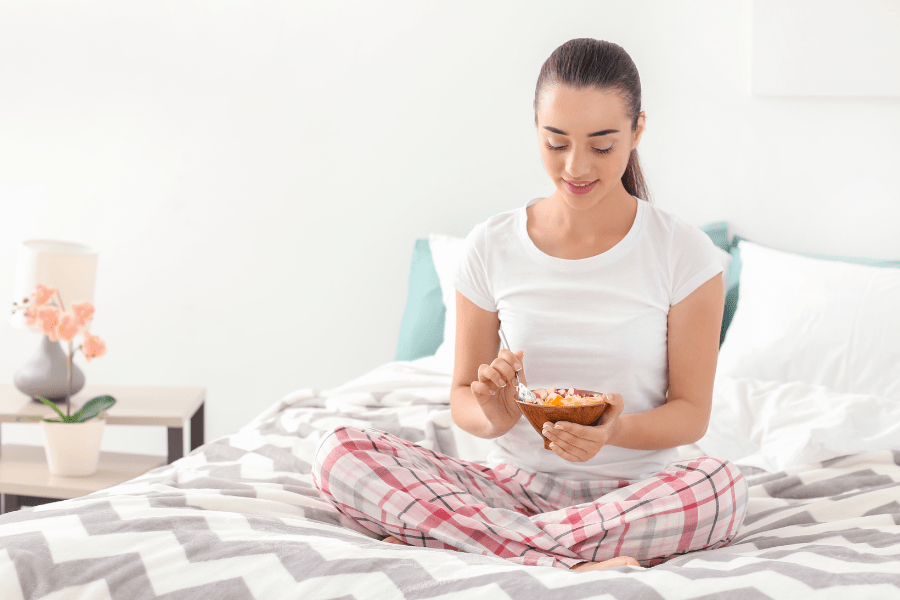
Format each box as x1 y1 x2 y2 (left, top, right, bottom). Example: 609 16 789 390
470 349 526 434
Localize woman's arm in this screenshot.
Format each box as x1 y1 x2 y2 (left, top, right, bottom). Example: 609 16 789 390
608 272 724 449
450 291 524 439
543 273 724 459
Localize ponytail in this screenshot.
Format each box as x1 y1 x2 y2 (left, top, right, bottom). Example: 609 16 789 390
622 149 650 201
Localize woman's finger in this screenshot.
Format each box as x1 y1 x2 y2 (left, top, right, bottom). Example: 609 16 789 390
553 421 605 445
471 380 496 401
601 393 624 423
546 422 589 445
497 349 520 370
494 348 526 386
477 364 508 390
491 354 518 385
603 393 624 413
548 438 587 462
543 424 591 461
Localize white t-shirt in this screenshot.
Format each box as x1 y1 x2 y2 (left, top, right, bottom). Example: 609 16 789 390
453 197 723 481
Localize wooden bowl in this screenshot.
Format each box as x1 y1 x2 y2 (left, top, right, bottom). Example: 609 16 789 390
516 391 608 450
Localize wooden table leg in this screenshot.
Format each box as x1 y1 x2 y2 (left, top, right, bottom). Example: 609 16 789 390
166 402 204 464
167 427 183 464
1 493 21 514
190 402 205 450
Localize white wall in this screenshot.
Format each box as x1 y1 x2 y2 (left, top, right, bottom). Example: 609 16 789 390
2 0 899 456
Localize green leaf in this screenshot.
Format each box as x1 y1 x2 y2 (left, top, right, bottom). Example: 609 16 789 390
71 395 116 423
37 397 73 423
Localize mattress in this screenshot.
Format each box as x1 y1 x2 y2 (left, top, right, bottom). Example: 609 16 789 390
0 360 898 599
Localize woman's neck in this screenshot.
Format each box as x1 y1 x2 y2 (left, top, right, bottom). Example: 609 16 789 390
526 185 638 260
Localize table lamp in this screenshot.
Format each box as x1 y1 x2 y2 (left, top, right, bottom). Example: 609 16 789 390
10 239 98 402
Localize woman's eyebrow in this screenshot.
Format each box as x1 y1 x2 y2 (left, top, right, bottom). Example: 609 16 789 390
542 126 619 137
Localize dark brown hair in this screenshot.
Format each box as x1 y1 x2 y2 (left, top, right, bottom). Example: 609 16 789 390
534 39 650 202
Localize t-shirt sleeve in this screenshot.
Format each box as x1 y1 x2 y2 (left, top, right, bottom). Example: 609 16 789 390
453 222 497 312
670 223 725 306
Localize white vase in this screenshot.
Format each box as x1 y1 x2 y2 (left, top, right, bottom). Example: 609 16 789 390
42 419 105 477
15 336 85 402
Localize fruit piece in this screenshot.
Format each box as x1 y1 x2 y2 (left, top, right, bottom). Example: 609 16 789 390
536 387 607 406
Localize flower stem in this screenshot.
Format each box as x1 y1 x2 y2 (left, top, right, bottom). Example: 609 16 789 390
56 290 66 312
66 340 73 418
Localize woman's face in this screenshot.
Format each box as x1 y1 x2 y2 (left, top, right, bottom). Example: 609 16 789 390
536 85 644 207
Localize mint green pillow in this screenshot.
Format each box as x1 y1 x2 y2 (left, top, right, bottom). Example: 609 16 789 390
395 239 445 361
699 221 730 254
699 221 739 346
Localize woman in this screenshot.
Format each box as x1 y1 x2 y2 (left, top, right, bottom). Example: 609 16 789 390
314 38 748 571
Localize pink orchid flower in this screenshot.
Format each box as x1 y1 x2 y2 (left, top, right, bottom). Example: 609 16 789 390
71 301 95 327
33 284 58 307
37 305 62 341
23 307 39 327
82 332 107 362
56 312 82 342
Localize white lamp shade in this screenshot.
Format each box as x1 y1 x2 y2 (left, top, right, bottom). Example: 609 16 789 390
10 239 98 330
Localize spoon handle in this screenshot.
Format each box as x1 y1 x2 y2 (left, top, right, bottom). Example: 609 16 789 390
497 327 512 353
497 326 537 403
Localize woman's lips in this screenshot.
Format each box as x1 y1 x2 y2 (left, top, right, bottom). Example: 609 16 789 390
564 180 598 195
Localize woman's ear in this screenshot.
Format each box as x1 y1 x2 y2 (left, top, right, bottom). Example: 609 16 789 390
631 111 646 150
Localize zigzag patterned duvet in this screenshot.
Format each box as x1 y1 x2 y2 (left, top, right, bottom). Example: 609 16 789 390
1 361 898 599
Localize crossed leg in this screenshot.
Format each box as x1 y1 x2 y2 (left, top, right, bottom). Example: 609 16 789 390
313 426 748 569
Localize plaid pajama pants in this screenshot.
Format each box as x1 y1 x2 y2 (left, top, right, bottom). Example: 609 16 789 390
312 426 748 569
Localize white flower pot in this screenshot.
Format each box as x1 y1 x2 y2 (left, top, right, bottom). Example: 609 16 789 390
42 419 105 477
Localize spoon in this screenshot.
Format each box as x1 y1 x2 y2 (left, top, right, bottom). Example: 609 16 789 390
497 327 539 404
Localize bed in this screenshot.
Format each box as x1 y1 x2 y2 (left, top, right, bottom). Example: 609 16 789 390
1 224 899 599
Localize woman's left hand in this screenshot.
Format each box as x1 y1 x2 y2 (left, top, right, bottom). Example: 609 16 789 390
541 393 624 462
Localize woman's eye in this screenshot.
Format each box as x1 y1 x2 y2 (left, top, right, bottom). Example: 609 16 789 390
545 142 614 154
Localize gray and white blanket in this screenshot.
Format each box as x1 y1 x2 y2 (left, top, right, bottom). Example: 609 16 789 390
1 361 899 599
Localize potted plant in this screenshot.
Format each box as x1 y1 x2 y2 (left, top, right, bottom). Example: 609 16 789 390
13 284 114 477
33 395 117 476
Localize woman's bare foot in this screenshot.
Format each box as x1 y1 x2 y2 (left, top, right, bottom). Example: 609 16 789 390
572 556 640 571
382 535 407 545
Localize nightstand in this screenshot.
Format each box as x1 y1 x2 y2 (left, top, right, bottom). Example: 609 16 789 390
0 384 205 513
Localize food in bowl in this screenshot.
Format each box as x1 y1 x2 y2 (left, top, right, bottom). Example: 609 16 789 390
532 387 606 406
516 387 609 450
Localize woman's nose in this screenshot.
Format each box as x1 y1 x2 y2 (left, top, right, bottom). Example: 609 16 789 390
565 147 591 179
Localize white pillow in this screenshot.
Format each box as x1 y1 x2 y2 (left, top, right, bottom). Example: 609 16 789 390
427 233 467 370
718 241 900 400
698 376 900 472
